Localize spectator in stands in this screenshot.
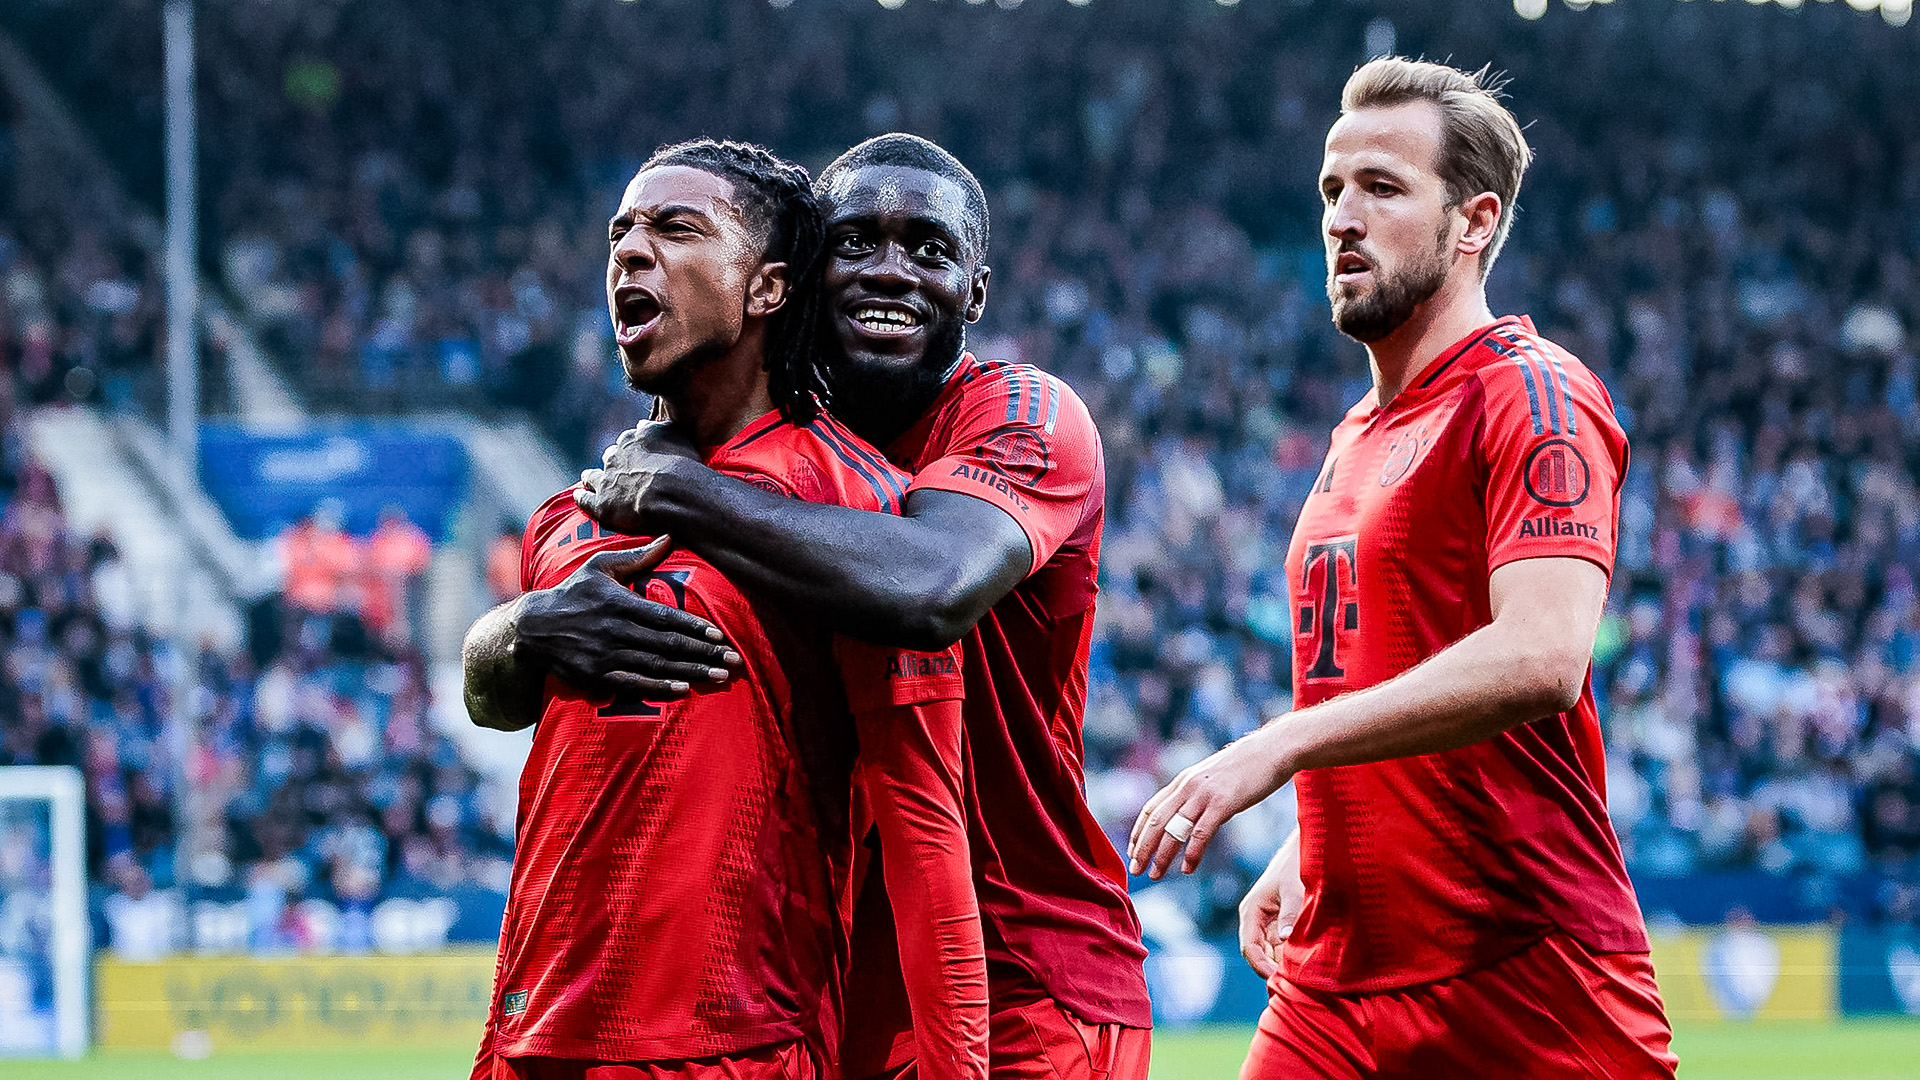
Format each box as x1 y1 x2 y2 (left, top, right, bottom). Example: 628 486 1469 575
364 504 433 647
101 853 178 961
485 527 521 605
278 499 358 617
5 0 1920 938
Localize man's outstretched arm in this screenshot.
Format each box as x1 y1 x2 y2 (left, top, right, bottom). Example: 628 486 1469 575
578 444 1030 651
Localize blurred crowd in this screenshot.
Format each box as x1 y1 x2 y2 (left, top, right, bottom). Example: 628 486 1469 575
0 429 509 957
5 0 1920 942
276 500 433 648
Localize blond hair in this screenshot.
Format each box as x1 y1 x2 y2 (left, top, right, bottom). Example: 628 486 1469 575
1341 58 1532 277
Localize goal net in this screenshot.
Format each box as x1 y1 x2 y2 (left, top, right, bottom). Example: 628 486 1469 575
0 766 87 1058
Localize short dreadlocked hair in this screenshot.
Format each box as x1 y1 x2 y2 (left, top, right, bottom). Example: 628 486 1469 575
639 138 830 423
816 133 989 259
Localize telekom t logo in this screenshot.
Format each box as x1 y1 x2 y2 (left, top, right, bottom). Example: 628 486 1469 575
1299 537 1359 680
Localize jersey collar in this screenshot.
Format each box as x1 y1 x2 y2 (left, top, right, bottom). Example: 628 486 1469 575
704 407 788 467
883 351 976 465
1377 315 1531 412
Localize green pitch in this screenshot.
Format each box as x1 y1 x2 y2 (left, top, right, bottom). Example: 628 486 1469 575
1147 1022 1920 1079
11 1022 1920 1079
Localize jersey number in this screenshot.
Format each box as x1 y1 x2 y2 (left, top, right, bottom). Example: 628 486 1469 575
1299 538 1358 680
600 569 694 720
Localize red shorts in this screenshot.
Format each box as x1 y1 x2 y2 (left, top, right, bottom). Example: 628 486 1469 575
1241 932 1676 1080
852 994 1150 1080
477 1040 819 1080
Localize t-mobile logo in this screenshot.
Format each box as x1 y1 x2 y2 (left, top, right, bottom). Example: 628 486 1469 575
1299 537 1359 680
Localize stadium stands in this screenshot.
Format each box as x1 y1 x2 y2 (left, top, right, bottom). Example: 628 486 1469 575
0 427 512 953
2 0 1918 943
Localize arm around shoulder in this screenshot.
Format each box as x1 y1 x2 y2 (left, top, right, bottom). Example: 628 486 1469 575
882 490 1032 649
606 464 1031 651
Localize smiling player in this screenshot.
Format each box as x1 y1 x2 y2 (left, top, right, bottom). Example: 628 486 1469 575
577 135 1152 1080
463 139 986 1080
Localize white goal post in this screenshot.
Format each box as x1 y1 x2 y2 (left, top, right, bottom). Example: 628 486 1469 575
0 765 88 1058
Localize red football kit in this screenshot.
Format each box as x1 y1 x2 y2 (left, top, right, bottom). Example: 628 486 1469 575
474 410 985 1080
1246 317 1674 1078
870 354 1151 1080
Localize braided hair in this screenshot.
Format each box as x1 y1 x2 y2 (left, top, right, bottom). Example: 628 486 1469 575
640 138 830 424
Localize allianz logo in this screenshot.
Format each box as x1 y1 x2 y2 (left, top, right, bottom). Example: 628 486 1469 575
258 437 372 485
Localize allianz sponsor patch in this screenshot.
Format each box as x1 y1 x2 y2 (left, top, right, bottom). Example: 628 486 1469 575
887 653 959 679
1516 514 1599 541
948 463 1033 512
503 990 528 1016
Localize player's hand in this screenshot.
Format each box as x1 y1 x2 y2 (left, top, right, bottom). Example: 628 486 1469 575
1127 723 1293 880
509 537 740 698
574 421 704 535
1237 830 1302 981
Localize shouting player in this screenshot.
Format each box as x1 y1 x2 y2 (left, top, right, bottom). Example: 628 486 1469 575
463 140 986 1080
1126 59 1676 1078
575 134 1153 1080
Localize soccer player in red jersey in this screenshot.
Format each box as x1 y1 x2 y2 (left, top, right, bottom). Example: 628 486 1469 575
462 140 986 1080
1126 60 1676 1079
578 135 1152 1080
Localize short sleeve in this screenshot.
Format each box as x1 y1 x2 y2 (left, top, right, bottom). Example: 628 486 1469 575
520 491 572 593
905 368 1100 574
1478 347 1628 578
834 637 965 714
519 517 539 594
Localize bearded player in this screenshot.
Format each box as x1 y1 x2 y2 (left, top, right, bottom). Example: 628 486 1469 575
577 134 1152 1080
1126 59 1675 1078
463 139 986 1080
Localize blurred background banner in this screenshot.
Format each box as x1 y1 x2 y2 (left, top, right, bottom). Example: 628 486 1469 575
95 949 493 1051
1650 926 1838 1023
77 924 1920 1038
197 425 469 542
1838 926 1920 1016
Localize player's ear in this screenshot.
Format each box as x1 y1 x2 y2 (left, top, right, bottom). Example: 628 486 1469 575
965 263 990 324
746 262 789 319
1456 192 1500 260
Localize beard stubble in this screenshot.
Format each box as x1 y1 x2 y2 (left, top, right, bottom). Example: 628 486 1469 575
1328 220 1455 344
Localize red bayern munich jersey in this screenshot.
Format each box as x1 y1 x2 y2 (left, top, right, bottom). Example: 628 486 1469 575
481 408 965 1063
1283 315 1649 993
886 353 1152 1027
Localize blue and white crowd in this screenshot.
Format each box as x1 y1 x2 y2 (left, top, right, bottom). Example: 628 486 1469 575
0 0 1917 949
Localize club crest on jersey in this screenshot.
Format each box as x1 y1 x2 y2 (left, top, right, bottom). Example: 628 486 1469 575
1377 425 1432 487
741 472 790 498
1523 438 1591 507
978 424 1051 486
